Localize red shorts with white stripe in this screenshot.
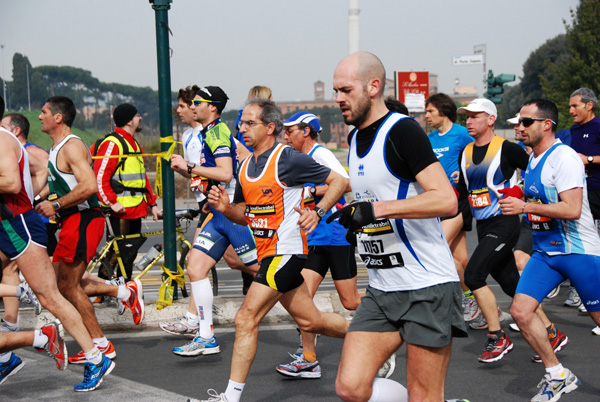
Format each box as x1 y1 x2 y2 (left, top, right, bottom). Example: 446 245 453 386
53 208 105 264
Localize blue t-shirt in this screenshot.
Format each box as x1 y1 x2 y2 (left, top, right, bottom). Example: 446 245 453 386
428 123 473 185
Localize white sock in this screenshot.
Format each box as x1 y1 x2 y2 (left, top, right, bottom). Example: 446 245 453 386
33 329 49 349
546 363 566 380
0 352 12 363
368 378 408 402
224 379 245 402
191 278 214 339
84 346 103 365
185 311 199 325
2 319 18 332
117 285 131 300
93 337 109 348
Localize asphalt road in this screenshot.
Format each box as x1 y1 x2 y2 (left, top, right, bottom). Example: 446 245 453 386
4 292 600 402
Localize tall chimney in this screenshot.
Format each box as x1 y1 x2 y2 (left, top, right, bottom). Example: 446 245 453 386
348 0 360 54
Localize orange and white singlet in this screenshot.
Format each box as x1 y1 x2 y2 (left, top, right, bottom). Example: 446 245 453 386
238 143 307 259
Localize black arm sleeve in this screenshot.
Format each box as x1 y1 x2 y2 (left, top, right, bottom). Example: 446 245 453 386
501 141 530 180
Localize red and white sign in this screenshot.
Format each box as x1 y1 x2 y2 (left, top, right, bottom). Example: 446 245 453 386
395 71 429 104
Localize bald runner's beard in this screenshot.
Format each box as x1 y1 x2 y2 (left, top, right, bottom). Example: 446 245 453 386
344 89 372 128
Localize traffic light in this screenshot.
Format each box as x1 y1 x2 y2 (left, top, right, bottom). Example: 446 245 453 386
485 70 515 104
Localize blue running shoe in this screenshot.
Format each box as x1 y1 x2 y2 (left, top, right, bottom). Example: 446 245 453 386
74 354 115 392
172 335 220 357
0 353 24 385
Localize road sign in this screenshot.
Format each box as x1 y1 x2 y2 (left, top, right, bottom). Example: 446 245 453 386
452 54 485 66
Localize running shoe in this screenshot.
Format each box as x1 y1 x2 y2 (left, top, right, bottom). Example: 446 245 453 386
463 297 480 322
592 326 600 336
564 287 581 307
531 329 568 363
0 353 24 386
159 316 198 338
73 353 115 392
68 341 117 364
18 281 42 315
478 333 513 363
469 307 511 330
509 323 521 332
188 389 228 401
531 368 580 402
545 284 561 299
37 320 68 370
276 352 321 379
446 400 471 402
123 279 144 325
172 335 220 356
377 352 396 378
578 303 587 313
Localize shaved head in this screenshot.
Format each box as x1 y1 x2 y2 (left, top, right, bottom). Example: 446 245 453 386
335 52 386 98
334 52 389 129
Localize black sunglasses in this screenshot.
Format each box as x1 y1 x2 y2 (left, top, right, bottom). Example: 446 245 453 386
518 117 557 127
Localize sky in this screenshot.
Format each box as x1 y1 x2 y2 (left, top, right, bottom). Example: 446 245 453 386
0 0 580 111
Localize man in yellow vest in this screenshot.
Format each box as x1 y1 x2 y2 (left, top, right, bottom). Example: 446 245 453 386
93 103 161 279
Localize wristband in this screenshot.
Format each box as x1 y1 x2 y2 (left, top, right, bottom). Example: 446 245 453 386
522 204 527 214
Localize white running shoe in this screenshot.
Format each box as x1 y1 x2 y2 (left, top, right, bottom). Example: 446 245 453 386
159 316 198 338
463 297 481 322
377 352 396 379
578 303 587 313
469 307 511 330
564 287 581 307
592 326 600 336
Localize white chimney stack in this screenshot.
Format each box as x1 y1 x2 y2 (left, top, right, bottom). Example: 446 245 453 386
348 0 360 54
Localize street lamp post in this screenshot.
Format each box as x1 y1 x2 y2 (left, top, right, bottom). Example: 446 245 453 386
0 44 6 104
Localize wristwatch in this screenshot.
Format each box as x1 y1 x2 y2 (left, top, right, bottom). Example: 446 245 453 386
313 207 326 220
309 186 317 197
187 162 196 174
588 155 594 164
52 201 61 211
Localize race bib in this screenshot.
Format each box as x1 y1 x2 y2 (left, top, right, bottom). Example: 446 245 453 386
469 189 491 208
356 220 404 269
526 199 553 231
190 176 210 193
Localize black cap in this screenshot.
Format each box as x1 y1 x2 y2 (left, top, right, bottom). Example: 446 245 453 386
196 86 228 113
113 103 138 127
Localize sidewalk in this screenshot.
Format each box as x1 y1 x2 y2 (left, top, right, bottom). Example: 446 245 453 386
16 289 354 332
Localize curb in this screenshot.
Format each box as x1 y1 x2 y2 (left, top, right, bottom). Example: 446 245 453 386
16 291 354 332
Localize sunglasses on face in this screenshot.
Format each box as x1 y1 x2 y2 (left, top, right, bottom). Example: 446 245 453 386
192 99 220 106
518 117 557 127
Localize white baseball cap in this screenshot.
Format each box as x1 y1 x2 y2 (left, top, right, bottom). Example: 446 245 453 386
507 113 520 125
457 98 498 118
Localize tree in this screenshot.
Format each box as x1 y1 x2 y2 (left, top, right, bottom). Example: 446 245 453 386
11 53 32 109
542 0 600 128
497 34 568 127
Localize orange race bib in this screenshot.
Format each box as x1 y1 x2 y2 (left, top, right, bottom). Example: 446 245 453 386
526 199 554 231
469 189 491 208
190 176 210 193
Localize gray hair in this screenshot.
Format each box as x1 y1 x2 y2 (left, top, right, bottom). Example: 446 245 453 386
246 97 283 136
571 87 597 111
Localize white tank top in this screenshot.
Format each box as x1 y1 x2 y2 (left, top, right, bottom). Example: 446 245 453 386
348 113 458 291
